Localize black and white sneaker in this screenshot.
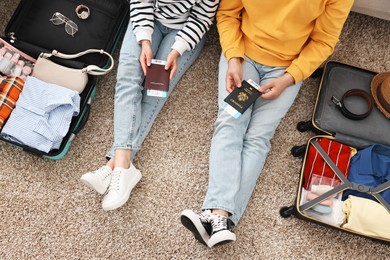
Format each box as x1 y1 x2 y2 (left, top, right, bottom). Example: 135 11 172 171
207 214 236 248
180 209 212 245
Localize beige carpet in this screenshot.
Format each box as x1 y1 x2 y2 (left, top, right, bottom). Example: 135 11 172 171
0 1 389 259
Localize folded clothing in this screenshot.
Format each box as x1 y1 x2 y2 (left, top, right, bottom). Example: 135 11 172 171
303 138 352 189
342 195 390 239
0 76 24 129
1 76 80 152
342 144 390 204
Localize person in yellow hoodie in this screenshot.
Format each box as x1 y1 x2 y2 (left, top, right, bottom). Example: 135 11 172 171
181 0 354 247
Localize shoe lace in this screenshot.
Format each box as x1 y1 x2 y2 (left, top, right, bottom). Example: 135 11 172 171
211 214 228 233
97 167 111 180
107 171 121 192
199 210 212 224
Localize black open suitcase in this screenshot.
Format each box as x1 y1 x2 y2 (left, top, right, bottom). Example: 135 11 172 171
0 0 129 160
280 61 390 244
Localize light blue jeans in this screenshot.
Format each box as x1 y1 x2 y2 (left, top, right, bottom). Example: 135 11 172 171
202 54 302 225
106 21 205 160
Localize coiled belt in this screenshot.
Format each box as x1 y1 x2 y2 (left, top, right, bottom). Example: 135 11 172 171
331 89 374 120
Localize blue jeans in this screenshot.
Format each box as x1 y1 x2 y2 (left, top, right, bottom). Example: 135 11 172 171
106 21 205 160
202 54 302 225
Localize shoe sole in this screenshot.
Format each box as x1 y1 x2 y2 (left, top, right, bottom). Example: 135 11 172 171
80 174 107 195
208 230 236 248
102 171 142 211
180 210 209 245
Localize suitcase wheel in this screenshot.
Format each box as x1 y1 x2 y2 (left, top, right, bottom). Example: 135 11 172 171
279 206 295 218
291 145 306 157
297 120 312 132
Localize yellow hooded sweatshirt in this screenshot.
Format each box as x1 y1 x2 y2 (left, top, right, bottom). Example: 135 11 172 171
217 0 354 83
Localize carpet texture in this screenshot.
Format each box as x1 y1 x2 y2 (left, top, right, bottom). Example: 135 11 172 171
0 1 389 259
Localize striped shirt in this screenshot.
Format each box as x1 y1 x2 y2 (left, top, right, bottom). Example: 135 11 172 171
129 0 219 55
1 76 80 152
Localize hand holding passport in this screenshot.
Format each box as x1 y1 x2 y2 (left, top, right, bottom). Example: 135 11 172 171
144 59 171 97
223 79 263 118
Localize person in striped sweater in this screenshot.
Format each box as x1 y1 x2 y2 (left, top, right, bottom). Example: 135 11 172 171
181 0 354 248
81 0 219 211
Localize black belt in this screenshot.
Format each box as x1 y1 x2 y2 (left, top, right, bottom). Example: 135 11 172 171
331 89 374 120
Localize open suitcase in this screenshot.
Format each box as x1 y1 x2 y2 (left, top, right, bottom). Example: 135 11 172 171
280 61 390 244
0 0 129 160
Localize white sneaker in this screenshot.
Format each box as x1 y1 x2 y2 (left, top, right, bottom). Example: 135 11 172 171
102 164 142 211
80 165 113 194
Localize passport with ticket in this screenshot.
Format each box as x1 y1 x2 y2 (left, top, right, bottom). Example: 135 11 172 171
144 59 171 97
223 79 263 118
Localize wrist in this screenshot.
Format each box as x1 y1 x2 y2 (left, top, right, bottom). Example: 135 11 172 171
282 72 295 86
170 49 180 58
140 40 151 47
228 57 241 65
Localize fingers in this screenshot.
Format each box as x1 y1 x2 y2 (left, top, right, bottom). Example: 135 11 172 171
226 73 242 93
260 88 276 99
260 81 283 100
226 75 235 93
139 40 152 76
140 52 152 76
145 53 152 67
233 73 242 88
258 81 274 99
226 73 243 93
225 58 242 93
261 73 295 99
166 50 180 80
140 53 148 76
260 81 272 92
166 59 177 80
169 64 177 80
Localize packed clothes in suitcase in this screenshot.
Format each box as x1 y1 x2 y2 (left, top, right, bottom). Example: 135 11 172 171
0 0 129 160
280 61 390 244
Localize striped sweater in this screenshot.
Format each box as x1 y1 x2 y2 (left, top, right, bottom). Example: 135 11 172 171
130 0 219 55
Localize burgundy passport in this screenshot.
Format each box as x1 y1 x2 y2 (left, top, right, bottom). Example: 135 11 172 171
144 59 171 97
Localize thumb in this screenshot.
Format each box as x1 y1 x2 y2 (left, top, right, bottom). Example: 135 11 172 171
165 58 172 70
260 81 273 94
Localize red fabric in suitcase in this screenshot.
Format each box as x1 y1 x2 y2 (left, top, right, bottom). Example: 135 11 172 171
303 138 353 189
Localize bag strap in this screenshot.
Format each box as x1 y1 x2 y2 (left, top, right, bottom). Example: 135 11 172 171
40 49 114 76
